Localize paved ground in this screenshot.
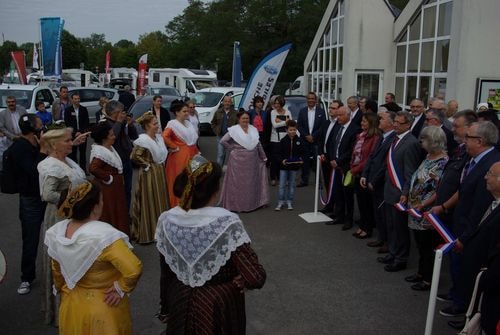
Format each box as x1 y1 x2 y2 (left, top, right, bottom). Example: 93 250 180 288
0 136 459 334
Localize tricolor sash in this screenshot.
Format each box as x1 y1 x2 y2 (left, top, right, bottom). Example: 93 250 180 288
386 141 404 191
319 167 337 206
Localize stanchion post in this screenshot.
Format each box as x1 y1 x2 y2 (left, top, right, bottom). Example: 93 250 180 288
313 155 321 213
424 249 443 335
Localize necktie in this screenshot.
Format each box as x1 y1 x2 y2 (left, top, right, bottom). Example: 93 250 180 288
334 125 344 158
479 201 497 224
461 159 476 182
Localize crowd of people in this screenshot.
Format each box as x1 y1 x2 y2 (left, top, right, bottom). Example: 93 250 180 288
1 85 499 334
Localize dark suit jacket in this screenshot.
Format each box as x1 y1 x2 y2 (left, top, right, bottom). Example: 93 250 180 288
297 106 326 143
442 125 458 156
480 245 500 335
118 91 136 111
383 132 422 204
454 148 500 243
64 105 90 133
411 114 425 138
329 121 361 173
362 131 397 195
318 119 336 157
350 109 362 126
153 106 171 130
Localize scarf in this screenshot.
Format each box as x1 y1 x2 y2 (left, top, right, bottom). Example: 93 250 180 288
133 133 168 164
37 156 87 197
227 124 260 150
166 119 198 146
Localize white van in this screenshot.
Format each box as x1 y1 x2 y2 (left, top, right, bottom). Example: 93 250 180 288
285 75 305 95
62 69 100 87
148 68 217 97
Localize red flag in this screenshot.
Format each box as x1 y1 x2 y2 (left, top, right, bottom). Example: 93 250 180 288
137 54 148 96
10 51 27 84
105 50 111 85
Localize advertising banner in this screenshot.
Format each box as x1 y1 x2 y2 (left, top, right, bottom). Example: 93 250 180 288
238 43 292 110
137 54 148 96
40 17 65 76
32 43 39 69
10 51 27 84
231 41 242 87
105 50 111 85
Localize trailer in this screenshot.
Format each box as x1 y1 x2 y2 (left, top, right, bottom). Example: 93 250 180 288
147 68 217 96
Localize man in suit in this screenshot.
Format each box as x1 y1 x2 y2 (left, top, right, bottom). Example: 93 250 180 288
361 108 397 253
424 108 458 155
64 93 90 172
439 121 500 317
0 96 27 145
346 96 362 126
297 92 326 187
118 85 136 112
318 100 342 214
324 106 361 229
409 99 426 138
378 111 422 272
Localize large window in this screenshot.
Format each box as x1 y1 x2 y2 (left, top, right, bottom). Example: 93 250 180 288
307 0 344 103
394 0 452 106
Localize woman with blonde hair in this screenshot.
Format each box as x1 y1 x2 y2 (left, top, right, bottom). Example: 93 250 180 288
37 125 88 325
95 96 109 122
45 181 142 334
131 112 168 243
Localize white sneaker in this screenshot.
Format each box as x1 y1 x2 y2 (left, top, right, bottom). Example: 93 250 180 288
287 202 293 210
17 281 31 295
274 202 283 211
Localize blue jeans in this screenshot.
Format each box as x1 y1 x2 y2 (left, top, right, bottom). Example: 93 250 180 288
278 170 297 202
19 196 46 282
216 137 226 166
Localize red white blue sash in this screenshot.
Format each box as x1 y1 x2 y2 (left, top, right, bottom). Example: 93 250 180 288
386 141 404 191
319 167 337 206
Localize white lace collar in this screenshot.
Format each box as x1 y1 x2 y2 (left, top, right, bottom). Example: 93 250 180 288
166 119 198 146
133 133 168 164
90 144 123 173
227 124 260 150
44 220 132 289
37 156 87 196
155 206 251 287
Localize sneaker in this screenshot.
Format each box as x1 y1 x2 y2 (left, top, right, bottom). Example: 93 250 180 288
436 293 453 302
274 202 283 211
287 202 293 210
17 281 31 295
439 305 465 317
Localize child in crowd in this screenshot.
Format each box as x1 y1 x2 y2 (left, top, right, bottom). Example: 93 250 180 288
275 120 303 211
35 100 52 126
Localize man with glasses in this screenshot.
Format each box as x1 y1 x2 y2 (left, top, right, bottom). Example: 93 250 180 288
378 111 421 272
424 108 458 154
409 99 425 138
439 121 500 321
0 96 27 145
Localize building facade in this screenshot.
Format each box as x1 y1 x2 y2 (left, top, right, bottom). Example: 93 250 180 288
304 0 500 109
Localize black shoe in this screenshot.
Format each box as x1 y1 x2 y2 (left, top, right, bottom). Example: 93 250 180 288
356 232 372 239
404 274 423 283
327 216 344 225
377 255 394 264
411 281 431 291
447 319 465 330
384 262 407 272
436 293 453 302
439 305 466 317
296 182 308 188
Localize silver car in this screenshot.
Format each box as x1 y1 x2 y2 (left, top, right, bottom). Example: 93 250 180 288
68 87 119 124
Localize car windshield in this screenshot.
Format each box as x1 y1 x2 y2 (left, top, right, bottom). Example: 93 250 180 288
129 97 176 119
285 98 308 120
148 87 180 96
0 89 33 109
191 80 217 90
191 92 224 107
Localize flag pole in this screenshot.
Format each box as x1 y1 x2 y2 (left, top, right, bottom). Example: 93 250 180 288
424 249 443 335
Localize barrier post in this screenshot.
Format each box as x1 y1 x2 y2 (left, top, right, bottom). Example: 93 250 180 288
424 249 443 335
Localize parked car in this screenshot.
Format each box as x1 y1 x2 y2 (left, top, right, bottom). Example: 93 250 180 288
192 87 245 135
128 94 179 133
67 87 119 124
0 84 56 113
145 85 181 97
282 95 327 120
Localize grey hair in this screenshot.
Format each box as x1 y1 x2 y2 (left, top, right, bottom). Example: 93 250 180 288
426 109 445 124
396 111 415 124
105 100 125 115
347 96 359 103
474 121 499 146
454 109 478 126
420 126 447 153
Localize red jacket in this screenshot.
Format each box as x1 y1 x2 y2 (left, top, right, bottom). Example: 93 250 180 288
350 133 380 177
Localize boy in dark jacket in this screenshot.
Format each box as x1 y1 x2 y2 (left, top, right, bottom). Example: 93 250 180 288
275 120 303 210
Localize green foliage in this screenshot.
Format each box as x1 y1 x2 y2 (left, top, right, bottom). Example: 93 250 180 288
136 31 170 68
61 30 87 69
0 41 19 75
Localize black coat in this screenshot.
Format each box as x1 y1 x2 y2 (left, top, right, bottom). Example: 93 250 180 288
328 121 361 173
64 105 90 133
153 106 171 130
279 135 304 170
480 245 500 335
411 114 425 138
118 91 136 111
362 131 397 195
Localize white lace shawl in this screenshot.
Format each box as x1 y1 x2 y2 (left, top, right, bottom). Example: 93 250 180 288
89 144 123 173
155 206 251 287
166 119 198 146
133 133 168 164
227 124 260 150
37 156 87 196
44 220 132 290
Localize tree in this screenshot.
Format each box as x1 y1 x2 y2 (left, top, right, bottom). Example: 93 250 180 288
80 33 112 72
0 41 19 75
61 30 87 69
136 31 170 68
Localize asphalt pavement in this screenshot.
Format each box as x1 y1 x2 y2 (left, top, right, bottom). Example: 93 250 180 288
0 135 458 334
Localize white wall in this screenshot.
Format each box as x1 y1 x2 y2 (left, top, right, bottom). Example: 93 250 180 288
446 0 500 109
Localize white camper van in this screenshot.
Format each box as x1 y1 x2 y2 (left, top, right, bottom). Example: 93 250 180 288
285 75 305 95
147 68 217 96
62 69 100 87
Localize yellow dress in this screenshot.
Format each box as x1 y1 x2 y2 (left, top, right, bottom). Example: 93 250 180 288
52 239 142 335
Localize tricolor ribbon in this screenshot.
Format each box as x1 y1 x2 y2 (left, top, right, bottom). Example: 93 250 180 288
394 203 407 212
319 167 337 206
386 144 405 191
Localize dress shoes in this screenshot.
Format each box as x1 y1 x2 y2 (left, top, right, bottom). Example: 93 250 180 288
404 274 423 283
436 293 453 302
384 262 407 272
356 232 372 239
367 240 384 247
411 281 431 291
377 244 389 254
296 182 308 188
326 216 344 225
377 255 394 264
447 319 465 330
341 222 353 231
439 305 466 317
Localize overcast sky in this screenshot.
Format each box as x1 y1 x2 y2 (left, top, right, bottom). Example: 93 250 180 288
0 0 189 44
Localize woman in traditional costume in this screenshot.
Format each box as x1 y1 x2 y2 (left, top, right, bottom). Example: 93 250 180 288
130 112 169 244
155 155 266 334
162 100 199 207
38 126 88 325
45 181 142 334
89 121 129 235
220 110 269 212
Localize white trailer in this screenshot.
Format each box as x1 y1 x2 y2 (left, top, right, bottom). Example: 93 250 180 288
62 69 100 87
147 68 217 96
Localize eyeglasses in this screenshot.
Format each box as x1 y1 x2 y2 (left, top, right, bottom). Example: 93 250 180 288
465 134 481 139
425 117 437 121
394 120 409 125
410 105 422 108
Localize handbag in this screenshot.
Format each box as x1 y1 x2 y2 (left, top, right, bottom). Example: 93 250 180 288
343 170 354 187
459 271 484 335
